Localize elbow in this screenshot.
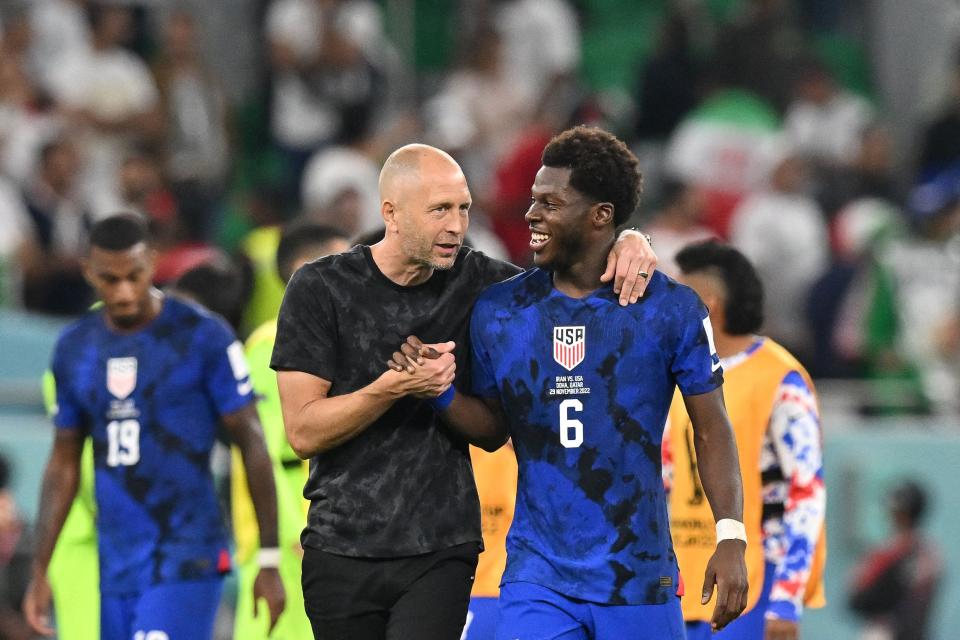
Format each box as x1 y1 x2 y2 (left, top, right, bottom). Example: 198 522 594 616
475 432 509 453
286 423 319 459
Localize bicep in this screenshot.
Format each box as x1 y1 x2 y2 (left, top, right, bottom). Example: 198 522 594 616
682 388 730 437
50 427 85 466
276 370 332 417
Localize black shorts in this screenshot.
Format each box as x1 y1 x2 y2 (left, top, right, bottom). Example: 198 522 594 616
301 541 480 640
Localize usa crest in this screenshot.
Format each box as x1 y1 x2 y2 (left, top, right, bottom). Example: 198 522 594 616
106 357 138 399
553 326 585 371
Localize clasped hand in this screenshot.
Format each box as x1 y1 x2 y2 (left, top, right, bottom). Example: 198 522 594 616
384 335 455 398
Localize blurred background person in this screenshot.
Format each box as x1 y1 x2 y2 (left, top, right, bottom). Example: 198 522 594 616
0 453 32 640
848 480 942 640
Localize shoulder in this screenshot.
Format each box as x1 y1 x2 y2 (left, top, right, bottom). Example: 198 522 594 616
638 271 705 316
295 245 366 286
165 296 236 343
54 311 102 354
475 268 544 309
457 247 523 283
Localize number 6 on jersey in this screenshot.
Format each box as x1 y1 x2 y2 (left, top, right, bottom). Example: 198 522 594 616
559 399 583 448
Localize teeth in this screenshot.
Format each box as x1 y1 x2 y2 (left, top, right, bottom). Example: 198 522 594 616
531 232 550 243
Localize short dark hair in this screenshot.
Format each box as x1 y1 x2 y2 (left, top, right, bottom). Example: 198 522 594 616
675 240 764 335
541 125 642 226
89 213 149 251
276 222 349 283
171 258 251 331
889 480 929 526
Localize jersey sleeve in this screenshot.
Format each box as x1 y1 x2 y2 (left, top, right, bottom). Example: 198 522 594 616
469 299 499 398
50 338 83 430
671 294 723 396
201 318 256 417
270 267 338 381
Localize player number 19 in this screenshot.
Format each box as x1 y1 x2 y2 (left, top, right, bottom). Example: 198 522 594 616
559 399 583 448
107 419 141 467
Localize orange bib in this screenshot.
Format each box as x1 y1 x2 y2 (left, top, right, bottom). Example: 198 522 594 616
470 445 518 597
666 339 826 622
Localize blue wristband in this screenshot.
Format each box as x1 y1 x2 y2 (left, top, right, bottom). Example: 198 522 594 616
428 386 456 412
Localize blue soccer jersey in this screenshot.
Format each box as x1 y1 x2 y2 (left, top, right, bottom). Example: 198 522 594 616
470 269 722 605
50 296 254 596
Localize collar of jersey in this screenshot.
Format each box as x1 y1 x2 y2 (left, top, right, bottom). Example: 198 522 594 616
719 337 765 372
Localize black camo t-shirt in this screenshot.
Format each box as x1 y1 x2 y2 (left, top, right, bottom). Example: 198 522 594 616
271 245 521 557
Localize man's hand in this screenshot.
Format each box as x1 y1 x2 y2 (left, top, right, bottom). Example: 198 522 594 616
765 617 799 640
383 336 455 398
600 229 657 306
22 573 55 636
253 567 286 632
702 539 748 631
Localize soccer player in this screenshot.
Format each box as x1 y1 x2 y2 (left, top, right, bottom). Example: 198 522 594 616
271 143 657 639
232 223 349 640
395 126 749 639
664 241 826 640
23 214 285 639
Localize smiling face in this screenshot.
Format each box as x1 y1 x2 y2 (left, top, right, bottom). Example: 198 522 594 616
385 152 471 270
525 166 601 271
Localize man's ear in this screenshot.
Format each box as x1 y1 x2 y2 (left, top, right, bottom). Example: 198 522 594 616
592 202 614 228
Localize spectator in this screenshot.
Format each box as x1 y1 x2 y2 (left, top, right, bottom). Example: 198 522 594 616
633 11 699 142
301 144 382 237
493 0 581 109
849 480 942 640
784 59 875 170
730 150 829 359
0 174 34 308
45 2 163 217
0 51 61 187
265 0 386 204
644 179 714 278
715 0 807 112
29 0 92 95
918 47 960 181
153 10 230 242
22 137 93 315
664 80 783 237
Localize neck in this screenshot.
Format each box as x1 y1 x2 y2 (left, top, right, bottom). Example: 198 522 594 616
370 240 435 287
552 236 613 298
106 288 164 333
714 332 758 359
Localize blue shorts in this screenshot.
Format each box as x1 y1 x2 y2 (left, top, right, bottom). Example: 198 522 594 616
686 562 776 640
495 581 685 640
100 579 223 640
463 596 499 640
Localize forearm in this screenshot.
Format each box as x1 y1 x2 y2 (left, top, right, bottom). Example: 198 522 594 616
692 420 744 523
441 391 509 452
284 377 398 458
237 437 280 549
30 461 79 576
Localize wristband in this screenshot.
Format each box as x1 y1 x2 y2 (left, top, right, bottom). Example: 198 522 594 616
428 386 455 412
716 519 747 543
257 547 281 569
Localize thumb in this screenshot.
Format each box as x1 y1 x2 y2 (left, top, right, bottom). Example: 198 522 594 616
599 250 617 283
423 341 455 356
702 567 716 605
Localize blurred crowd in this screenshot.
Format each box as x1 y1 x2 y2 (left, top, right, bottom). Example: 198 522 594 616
0 0 959 413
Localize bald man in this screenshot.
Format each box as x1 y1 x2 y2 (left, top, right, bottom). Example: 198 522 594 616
270 144 656 639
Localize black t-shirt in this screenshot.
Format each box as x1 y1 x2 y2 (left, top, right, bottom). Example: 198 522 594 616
271 245 521 557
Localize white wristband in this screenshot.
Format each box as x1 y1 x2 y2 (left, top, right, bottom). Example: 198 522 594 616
716 519 747 543
257 547 281 569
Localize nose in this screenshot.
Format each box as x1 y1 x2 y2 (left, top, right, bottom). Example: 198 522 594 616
445 210 467 238
113 281 137 305
524 203 540 225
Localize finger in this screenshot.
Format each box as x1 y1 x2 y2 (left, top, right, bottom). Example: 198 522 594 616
619 261 641 306
401 342 423 365
392 351 415 374
711 582 730 629
599 250 617 283
701 567 716 605
253 593 260 619
613 253 631 295
631 258 655 300
406 335 425 351
423 340 455 356
386 359 403 372
270 596 284 631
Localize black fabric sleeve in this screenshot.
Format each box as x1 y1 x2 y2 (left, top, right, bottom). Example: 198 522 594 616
270 266 339 381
